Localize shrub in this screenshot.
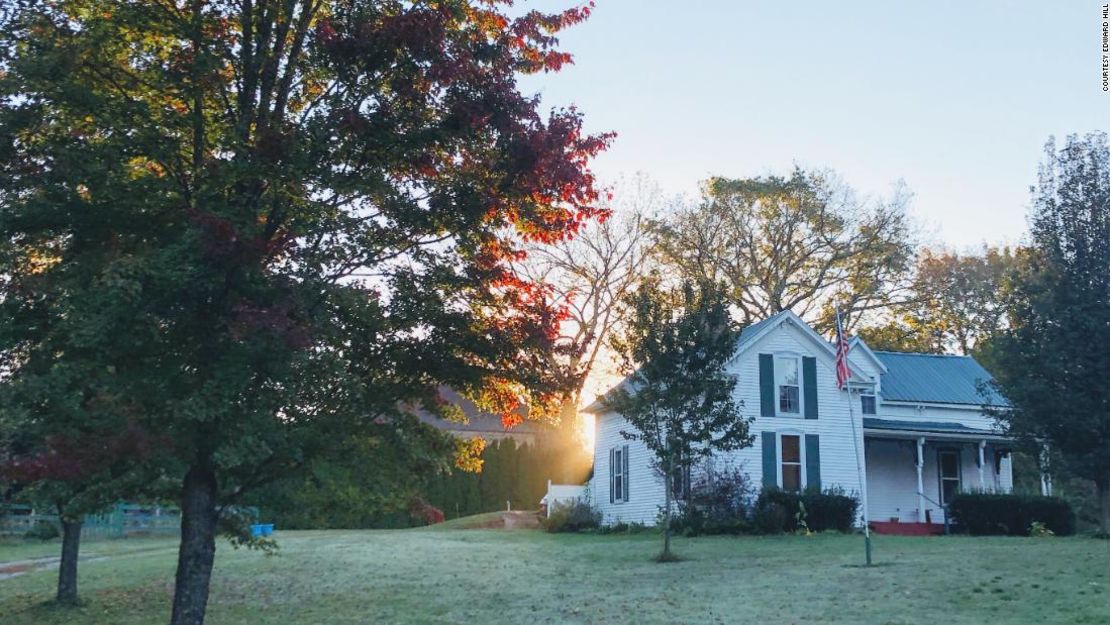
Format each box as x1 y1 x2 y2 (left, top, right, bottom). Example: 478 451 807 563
803 486 859 533
542 501 601 533
672 467 755 536
948 493 1075 536
25 520 60 541
408 497 445 526
753 487 860 534
597 521 651 535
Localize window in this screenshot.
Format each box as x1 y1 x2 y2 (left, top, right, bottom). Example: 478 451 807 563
938 449 961 505
780 434 803 492
776 356 801 415
610 445 629 503
860 393 877 415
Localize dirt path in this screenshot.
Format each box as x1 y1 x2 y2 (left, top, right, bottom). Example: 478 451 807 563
0 545 178 581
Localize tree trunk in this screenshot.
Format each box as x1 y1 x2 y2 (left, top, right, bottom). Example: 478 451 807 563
170 465 219 625
56 518 82 604
661 455 673 559
1098 480 1110 537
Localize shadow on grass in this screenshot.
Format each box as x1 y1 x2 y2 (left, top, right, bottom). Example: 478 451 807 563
653 551 684 564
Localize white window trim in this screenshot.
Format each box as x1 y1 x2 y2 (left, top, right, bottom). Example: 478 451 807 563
775 353 804 418
776 431 807 492
860 392 877 415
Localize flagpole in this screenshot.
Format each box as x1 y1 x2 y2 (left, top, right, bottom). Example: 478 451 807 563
846 380 872 566
838 306 872 566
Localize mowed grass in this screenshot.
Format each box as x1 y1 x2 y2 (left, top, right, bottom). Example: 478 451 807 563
2 528 1109 624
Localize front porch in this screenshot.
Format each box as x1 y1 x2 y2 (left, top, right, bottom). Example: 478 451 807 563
863 418 1015 530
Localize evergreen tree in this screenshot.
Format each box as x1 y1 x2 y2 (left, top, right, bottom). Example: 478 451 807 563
989 132 1110 535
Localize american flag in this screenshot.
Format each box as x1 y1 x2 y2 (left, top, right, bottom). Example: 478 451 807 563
834 306 851 390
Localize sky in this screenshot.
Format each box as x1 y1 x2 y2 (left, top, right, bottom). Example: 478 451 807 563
517 0 1109 249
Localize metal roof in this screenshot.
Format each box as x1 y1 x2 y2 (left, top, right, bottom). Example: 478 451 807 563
874 351 1009 407
863 417 1004 437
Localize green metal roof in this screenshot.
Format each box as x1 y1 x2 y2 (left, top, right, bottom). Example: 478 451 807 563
874 351 1008 407
863 418 1003 436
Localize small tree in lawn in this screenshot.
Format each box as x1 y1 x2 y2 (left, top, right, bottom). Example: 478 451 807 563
605 276 752 560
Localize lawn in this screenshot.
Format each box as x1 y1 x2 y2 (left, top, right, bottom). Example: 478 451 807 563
2 528 1108 624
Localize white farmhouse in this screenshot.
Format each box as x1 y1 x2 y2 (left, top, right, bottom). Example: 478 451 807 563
584 311 1021 534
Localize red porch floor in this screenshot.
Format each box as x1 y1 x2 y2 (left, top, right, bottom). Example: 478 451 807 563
869 520 945 536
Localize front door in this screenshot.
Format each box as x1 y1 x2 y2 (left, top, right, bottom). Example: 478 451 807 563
937 449 961 508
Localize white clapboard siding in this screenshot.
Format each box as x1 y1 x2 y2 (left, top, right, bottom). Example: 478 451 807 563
591 412 664 525
591 318 869 526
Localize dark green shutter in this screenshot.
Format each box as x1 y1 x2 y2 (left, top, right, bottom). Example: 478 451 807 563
805 434 821 490
761 431 777 488
759 354 775 417
622 445 630 501
803 356 818 419
609 448 615 503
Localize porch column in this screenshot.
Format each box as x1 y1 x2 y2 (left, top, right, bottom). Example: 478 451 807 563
916 437 926 522
1040 445 1053 496
978 440 986 491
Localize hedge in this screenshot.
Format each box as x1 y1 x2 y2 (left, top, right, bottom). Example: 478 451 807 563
753 487 860 534
948 493 1075 536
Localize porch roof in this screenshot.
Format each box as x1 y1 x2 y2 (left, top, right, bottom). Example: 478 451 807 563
863 417 1007 438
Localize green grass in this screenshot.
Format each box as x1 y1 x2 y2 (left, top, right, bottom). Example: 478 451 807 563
2 529 1108 624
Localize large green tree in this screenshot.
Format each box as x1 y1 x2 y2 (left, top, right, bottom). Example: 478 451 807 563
652 170 915 334
989 132 1110 535
0 2 609 623
858 246 1019 355
605 277 752 561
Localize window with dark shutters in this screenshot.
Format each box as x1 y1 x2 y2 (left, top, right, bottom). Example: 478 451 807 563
759 354 775 417
802 356 818 419
761 431 777 488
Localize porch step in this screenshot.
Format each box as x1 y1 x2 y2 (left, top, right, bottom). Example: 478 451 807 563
869 521 945 536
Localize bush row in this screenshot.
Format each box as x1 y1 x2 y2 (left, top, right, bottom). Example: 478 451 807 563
948 493 1075 536
752 487 860 534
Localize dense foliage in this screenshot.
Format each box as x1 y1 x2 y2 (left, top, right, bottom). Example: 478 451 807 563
671 466 754 536
987 132 1110 535
858 246 1019 355
948 493 1075 536
752 487 860 534
0 1 608 621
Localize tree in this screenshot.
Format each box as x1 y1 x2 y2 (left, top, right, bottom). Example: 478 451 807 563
652 169 915 334
604 277 752 560
857 246 1018 355
0 203 163 603
0 2 609 623
1 426 158 603
521 174 656 482
988 132 1110 535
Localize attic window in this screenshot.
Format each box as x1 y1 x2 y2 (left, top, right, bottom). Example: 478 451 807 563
861 393 877 415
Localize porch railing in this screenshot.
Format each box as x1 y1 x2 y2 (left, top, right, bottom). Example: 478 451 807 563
916 491 951 535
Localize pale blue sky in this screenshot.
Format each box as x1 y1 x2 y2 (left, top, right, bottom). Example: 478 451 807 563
519 1 1108 248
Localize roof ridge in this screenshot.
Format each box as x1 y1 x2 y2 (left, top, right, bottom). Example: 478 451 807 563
872 350 973 359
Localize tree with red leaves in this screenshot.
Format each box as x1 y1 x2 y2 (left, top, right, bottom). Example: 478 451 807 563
0 2 608 623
